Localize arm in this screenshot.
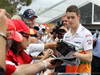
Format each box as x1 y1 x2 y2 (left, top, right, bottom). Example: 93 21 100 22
0 36 6 69
12 58 55 75
31 49 54 60
74 33 93 62
0 9 8 34
73 50 92 62
44 42 57 49
0 9 9 69
26 42 57 55
12 61 46 75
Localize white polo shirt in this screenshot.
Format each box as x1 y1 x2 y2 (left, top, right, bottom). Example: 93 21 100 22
63 24 93 51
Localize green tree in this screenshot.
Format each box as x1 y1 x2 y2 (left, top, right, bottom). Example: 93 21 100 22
0 0 15 15
20 0 32 6
0 0 32 15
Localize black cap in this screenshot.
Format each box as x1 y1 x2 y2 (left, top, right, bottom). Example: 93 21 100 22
23 9 38 19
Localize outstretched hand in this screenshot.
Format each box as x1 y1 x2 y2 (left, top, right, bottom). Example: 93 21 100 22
43 57 63 69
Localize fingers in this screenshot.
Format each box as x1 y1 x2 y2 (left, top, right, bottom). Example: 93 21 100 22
42 49 54 60
46 49 54 55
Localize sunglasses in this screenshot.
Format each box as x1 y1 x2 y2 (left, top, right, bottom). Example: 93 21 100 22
20 32 30 39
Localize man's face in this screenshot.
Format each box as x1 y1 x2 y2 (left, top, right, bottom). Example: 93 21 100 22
62 16 69 26
29 17 36 24
66 12 80 29
25 17 36 27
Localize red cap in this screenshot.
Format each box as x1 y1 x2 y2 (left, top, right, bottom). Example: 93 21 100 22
11 19 30 34
8 31 23 42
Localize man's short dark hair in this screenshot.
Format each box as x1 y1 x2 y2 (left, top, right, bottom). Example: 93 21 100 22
66 5 80 16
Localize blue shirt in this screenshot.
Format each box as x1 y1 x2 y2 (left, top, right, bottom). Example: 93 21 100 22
93 32 100 57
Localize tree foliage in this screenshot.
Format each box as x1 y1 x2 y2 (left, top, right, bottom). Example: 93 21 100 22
0 0 32 15
0 0 15 15
20 0 32 6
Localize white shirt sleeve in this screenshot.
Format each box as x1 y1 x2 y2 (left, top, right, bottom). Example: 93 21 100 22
83 34 93 50
26 43 44 56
